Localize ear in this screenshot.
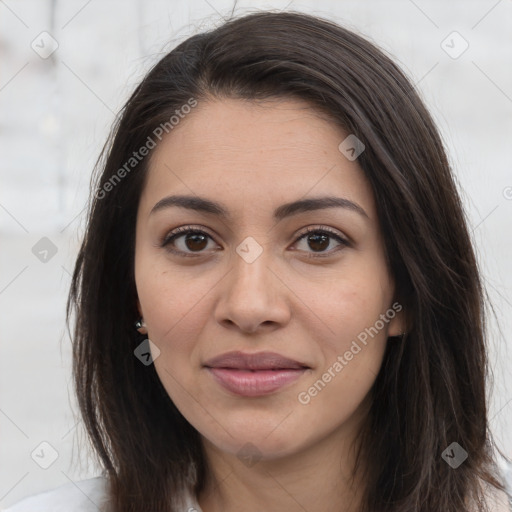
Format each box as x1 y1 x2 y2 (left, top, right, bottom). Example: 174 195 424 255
386 302 407 337
136 298 143 318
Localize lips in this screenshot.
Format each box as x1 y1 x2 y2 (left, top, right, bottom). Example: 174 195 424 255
203 350 309 371
203 351 310 397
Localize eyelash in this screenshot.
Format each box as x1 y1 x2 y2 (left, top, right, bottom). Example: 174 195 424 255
160 225 350 259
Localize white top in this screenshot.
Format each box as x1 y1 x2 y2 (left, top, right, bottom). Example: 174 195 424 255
2 477 203 512
3 475 510 511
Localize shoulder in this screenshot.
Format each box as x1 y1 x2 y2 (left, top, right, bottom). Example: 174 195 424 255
3 476 109 512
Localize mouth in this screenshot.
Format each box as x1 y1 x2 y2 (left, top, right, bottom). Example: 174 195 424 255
203 351 310 397
205 367 308 397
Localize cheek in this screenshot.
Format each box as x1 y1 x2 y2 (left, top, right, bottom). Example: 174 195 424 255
136 263 206 402
295 261 392 399
135 250 210 338
134 254 222 395
293 260 392 345
296 290 389 429
335 289 392 374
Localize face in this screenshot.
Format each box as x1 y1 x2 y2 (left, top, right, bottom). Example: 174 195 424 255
134 97 404 462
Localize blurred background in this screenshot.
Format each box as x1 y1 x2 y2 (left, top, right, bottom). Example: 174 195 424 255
1 0 511 507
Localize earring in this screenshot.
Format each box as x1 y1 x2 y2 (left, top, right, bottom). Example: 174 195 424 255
134 318 147 335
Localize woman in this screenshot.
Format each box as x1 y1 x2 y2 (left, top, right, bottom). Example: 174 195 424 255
6 9 511 512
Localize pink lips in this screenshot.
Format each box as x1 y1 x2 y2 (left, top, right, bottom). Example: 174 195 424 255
203 351 309 397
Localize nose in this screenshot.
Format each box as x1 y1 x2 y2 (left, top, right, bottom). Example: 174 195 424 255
214 243 291 334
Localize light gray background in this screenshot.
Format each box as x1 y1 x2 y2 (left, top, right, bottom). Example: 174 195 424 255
1 0 511 507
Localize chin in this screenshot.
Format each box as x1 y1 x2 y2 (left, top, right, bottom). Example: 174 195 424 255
203 424 305 462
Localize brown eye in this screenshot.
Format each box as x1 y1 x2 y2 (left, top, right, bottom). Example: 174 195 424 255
293 227 349 258
161 227 218 257
182 232 208 251
305 232 330 252
161 225 349 259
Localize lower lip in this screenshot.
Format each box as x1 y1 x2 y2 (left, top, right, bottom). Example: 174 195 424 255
206 367 307 397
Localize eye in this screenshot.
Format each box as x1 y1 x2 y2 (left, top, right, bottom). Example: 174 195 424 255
160 225 350 259
161 226 219 258
292 225 350 258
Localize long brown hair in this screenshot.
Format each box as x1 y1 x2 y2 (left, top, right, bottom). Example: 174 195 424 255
67 10 510 511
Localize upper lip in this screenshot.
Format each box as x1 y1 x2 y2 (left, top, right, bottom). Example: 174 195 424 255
203 351 309 370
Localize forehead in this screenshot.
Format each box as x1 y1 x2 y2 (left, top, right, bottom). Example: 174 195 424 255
139 97 375 221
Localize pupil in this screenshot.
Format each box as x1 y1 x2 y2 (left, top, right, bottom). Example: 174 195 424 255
186 233 208 251
309 233 328 251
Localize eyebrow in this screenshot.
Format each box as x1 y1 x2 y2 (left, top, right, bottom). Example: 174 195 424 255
149 194 369 221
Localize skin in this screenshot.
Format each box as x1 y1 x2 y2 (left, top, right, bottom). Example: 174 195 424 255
134 97 405 512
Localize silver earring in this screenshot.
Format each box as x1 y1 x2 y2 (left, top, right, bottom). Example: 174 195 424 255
134 318 147 334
